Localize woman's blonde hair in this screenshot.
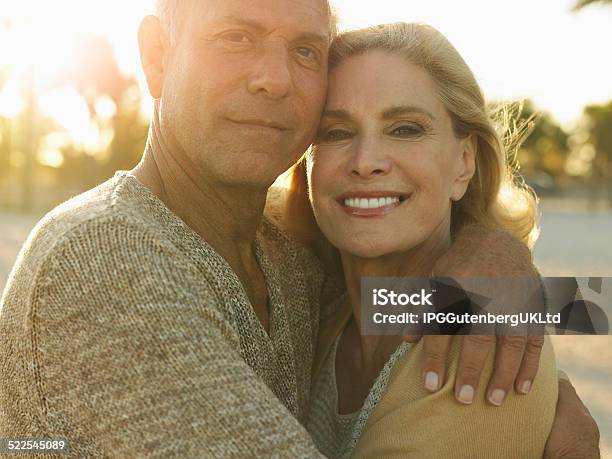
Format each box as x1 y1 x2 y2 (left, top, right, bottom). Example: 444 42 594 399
284 22 539 262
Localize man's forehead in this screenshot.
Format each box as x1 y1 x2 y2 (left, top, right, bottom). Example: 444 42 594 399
204 0 330 15
193 0 331 37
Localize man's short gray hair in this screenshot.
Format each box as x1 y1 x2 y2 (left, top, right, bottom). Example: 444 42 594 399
155 0 338 44
155 0 182 43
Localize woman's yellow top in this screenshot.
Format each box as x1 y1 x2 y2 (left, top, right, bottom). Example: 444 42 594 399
307 298 558 458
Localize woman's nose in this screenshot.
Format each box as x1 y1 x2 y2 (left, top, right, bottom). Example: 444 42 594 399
346 137 392 178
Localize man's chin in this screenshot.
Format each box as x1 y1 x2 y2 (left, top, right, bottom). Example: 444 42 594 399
213 170 284 192
195 144 300 190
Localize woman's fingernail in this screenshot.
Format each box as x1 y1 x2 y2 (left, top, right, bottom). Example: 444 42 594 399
489 389 506 406
520 380 532 394
424 371 439 391
458 385 474 404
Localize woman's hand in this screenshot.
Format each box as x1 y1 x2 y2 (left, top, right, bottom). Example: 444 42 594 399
416 223 544 405
417 334 544 405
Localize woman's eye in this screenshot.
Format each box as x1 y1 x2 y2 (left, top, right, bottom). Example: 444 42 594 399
317 129 353 143
390 124 423 137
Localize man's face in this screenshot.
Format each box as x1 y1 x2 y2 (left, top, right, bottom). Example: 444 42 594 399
159 0 330 189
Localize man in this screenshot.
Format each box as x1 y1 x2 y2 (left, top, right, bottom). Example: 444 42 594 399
0 0 599 456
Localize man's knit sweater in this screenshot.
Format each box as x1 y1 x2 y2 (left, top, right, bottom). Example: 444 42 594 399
0 172 329 457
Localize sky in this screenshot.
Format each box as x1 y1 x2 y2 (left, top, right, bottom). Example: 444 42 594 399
1 0 612 128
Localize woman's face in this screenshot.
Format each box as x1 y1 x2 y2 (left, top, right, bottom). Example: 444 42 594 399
308 50 475 259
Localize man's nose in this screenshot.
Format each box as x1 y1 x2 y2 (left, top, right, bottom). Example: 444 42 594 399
247 42 292 99
347 137 392 178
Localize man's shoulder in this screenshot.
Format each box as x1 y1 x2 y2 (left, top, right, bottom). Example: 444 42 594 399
5 174 185 292
33 172 168 242
41 172 162 236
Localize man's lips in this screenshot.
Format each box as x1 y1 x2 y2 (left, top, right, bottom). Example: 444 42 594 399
226 118 289 131
335 191 412 217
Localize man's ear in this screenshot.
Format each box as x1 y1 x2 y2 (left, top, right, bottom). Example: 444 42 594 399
451 134 477 202
138 15 170 100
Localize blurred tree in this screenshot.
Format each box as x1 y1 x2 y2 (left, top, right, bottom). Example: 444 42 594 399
1 24 149 210
54 34 132 111
584 102 612 160
20 73 39 211
0 117 10 181
573 0 612 10
0 20 12 181
104 87 149 177
518 100 569 178
51 34 148 189
523 103 569 177
582 102 612 207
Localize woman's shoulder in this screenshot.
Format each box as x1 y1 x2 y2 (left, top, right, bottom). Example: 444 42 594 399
352 336 558 458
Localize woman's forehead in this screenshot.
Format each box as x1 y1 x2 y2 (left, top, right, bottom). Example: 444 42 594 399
325 51 446 122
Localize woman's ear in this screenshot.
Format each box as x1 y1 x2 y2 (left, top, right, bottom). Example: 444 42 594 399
138 15 170 100
451 134 477 202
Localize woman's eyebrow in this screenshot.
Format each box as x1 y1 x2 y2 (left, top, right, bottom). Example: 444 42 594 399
321 109 352 122
382 105 435 120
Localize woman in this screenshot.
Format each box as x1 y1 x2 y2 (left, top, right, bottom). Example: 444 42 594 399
288 23 557 458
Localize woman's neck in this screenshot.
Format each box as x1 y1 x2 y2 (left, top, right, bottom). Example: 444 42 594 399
340 221 452 373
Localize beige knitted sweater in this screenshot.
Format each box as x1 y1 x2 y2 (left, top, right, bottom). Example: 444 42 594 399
0 172 331 458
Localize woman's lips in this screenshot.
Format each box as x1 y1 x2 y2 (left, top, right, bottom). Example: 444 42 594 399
336 192 411 217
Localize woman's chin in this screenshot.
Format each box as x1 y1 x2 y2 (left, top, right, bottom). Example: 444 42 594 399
338 241 398 260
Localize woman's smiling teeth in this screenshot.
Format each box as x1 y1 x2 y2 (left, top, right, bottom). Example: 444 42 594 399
343 196 401 209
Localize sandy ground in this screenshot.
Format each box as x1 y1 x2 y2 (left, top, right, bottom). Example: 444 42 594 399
1 204 611 454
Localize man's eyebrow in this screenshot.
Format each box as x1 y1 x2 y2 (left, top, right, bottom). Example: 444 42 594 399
217 15 267 32
217 15 328 46
382 105 436 120
294 31 329 47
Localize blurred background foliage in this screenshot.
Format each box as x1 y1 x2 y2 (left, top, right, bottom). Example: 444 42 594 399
0 27 149 211
573 0 612 10
0 18 611 213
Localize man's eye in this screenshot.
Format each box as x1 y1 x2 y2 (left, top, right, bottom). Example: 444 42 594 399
390 124 423 137
296 46 317 60
221 32 252 44
317 129 353 143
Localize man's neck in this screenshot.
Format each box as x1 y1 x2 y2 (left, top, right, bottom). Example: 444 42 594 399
131 129 268 267
130 126 273 331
